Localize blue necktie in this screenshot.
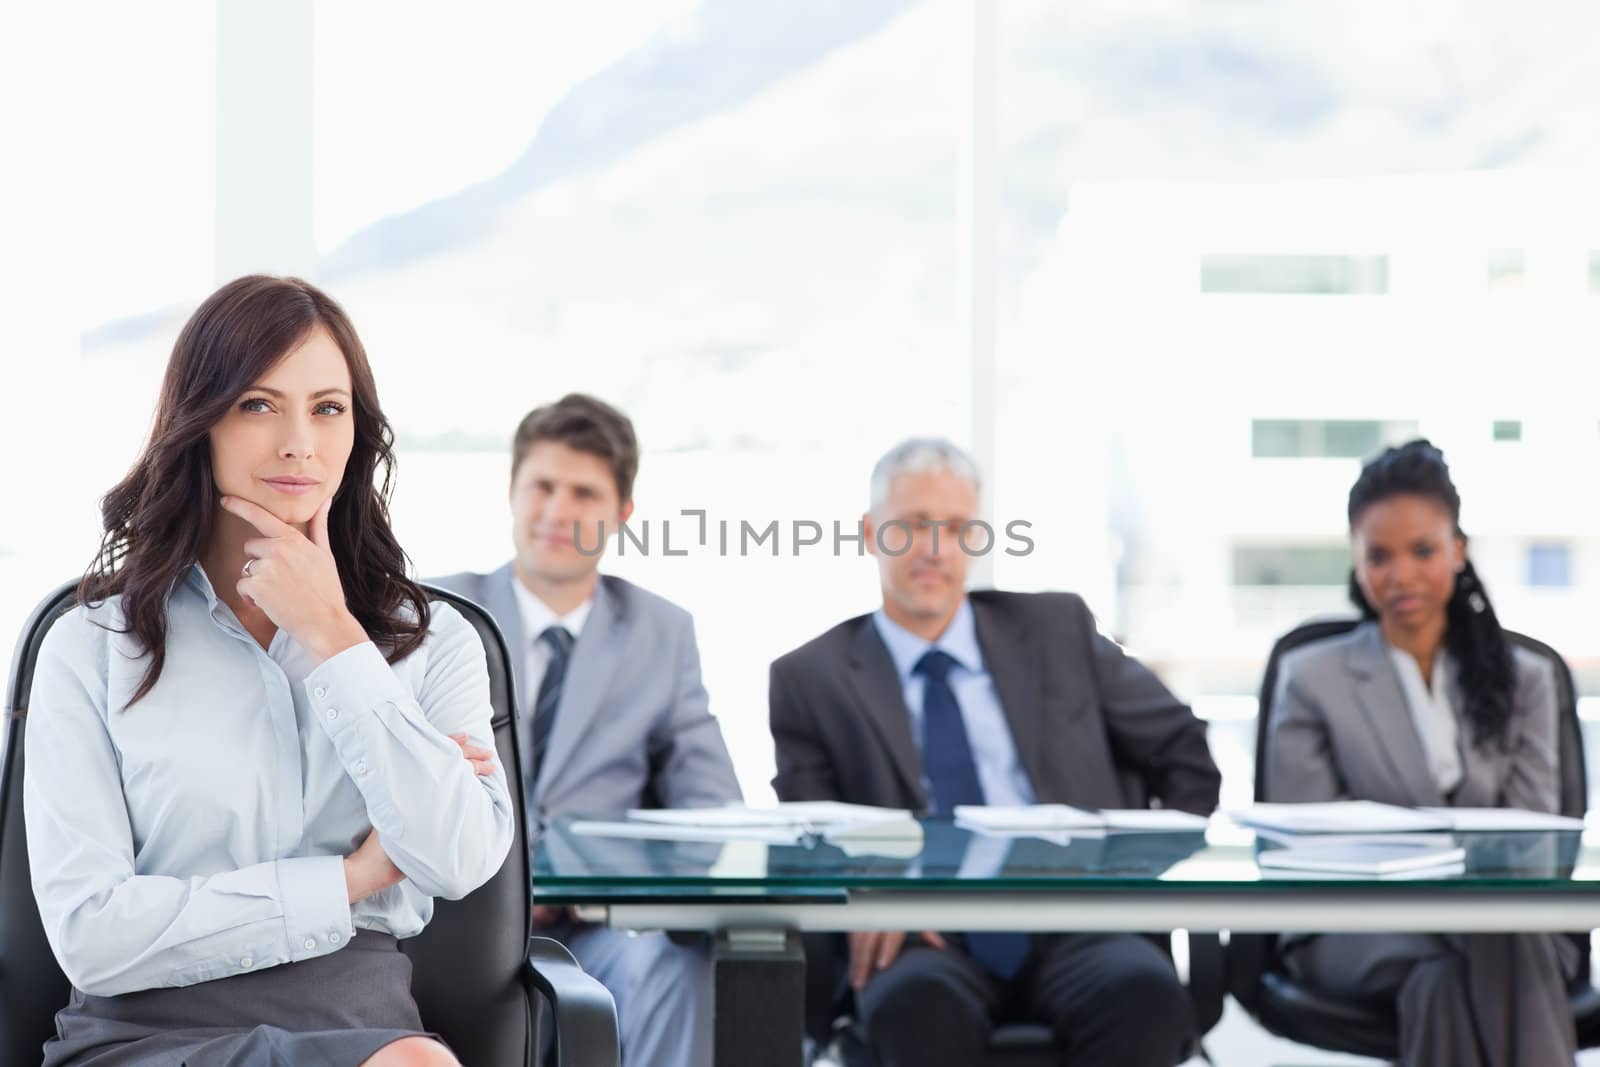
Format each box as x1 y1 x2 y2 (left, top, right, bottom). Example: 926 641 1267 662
529 625 575 786
914 649 1031 980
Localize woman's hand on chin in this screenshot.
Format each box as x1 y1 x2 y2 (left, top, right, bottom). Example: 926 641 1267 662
222 494 370 663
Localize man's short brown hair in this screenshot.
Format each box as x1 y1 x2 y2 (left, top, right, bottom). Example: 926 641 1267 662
511 393 639 502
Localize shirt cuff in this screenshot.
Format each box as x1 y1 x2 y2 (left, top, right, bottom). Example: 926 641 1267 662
277 855 354 963
304 641 406 738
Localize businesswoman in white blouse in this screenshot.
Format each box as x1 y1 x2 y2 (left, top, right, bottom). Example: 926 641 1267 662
24 275 515 1066
1265 440 1576 1067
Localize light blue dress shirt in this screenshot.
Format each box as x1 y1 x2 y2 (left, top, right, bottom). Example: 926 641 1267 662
23 564 516 997
872 600 1036 808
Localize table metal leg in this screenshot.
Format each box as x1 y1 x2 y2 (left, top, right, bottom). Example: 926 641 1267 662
713 928 804 1067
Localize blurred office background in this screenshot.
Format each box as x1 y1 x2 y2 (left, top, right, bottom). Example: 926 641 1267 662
2 8 1600 1056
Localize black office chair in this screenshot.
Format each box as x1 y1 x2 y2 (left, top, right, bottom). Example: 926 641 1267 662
1226 617 1600 1058
827 766 1226 1066
1 580 620 1067
827 935 1223 1067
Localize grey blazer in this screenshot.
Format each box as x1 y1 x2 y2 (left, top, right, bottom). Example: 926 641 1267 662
769 590 1221 815
1264 621 1559 812
429 564 741 821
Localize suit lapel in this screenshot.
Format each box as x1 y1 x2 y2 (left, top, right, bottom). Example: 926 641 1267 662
534 577 627 803
970 597 1048 798
488 563 529 710
1347 625 1445 807
846 621 927 808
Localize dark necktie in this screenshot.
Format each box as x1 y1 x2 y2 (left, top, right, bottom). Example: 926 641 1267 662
915 649 1031 980
529 625 575 785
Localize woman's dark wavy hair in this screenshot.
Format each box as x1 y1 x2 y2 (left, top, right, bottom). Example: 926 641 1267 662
80 275 430 708
1346 438 1513 750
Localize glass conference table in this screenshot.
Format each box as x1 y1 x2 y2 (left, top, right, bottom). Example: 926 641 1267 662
533 816 1598 1064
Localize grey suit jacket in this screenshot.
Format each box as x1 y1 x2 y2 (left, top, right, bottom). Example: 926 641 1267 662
769 590 1221 815
1264 621 1559 812
429 564 741 821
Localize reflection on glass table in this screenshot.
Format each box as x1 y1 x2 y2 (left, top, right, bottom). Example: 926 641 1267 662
533 817 1595 932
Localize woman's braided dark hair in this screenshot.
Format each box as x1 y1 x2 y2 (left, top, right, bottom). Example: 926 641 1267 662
1346 439 1514 751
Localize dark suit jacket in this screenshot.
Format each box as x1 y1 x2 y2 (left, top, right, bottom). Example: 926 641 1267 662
769 590 1220 815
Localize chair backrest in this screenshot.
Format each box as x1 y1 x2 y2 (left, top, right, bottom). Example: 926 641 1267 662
0 582 77 1067
1504 629 1589 820
405 584 534 1066
1252 618 1363 802
1 581 535 1067
1254 617 1588 819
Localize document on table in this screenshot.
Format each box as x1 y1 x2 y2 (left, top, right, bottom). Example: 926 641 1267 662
1417 807 1586 832
569 801 925 857
954 804 1209 837
1231 801 1586 836
625 801 913 831
1101 809 1212 832
1257 860 1467 880
1249 830 1458 849
1257 838 1468 876
1229 801 1451 835
567 820 805 844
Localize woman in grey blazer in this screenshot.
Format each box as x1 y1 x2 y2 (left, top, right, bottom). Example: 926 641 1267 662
1265 439 1577 1067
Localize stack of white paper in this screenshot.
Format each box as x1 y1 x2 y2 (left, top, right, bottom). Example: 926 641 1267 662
1101 809 1213 832
1231 801 1585 836
953 804 1209 836
568 801 923 855
567 821 805 844
1257 838 1467 877
625 801 913 832
1418 807 1585 832
1229 801 1450 835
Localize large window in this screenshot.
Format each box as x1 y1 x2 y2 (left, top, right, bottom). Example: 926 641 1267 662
1202 255 1389 295
310 2 966 802
1527 544 1573 589
1233 545 1347 588
8 2 1600 813
1251 419 1419 460
1487 248 1527 290
991 0 1600 806
0 1 216 669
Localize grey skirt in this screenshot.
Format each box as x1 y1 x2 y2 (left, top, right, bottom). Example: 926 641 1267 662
41 931 440 1067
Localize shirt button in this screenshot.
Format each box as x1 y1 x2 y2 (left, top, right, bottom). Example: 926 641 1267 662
329 932 341 944
314 686 327 699
355 761 367 776
326 708 339 720
304 938 317 950
240 957 252 968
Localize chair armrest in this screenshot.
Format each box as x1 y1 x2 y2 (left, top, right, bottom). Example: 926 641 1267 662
522 936 620 1067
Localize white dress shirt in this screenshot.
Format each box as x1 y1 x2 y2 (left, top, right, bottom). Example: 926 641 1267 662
509 575 593 709
1386 643 1465 795
24 564 516 997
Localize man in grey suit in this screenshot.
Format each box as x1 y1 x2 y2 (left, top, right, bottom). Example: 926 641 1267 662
432 394 740 1067
769 438 1218 1067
